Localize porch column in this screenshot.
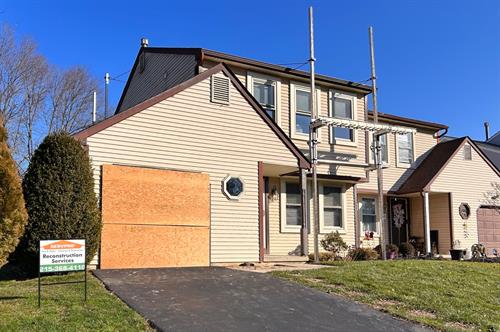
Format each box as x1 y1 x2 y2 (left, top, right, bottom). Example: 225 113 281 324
422 191 431 255
353 184 360 248
299 167 308 256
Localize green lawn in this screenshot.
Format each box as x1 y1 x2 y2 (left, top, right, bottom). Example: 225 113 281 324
0 272 152 332
273 260 500 332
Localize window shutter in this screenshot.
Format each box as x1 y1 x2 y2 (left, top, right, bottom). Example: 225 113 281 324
211 75 230 104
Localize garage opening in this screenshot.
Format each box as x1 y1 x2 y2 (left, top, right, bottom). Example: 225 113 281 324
100 164 210 269
477 206 500 256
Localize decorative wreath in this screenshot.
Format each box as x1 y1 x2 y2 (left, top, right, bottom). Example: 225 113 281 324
459 203 471 220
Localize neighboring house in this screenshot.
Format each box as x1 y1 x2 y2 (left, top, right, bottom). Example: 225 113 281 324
74 45 500 268
487 130 500 146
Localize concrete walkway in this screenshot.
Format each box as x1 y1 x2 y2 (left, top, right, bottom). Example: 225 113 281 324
94 267 430 332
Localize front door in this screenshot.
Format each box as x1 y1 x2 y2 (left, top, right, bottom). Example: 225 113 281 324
388 197 409 246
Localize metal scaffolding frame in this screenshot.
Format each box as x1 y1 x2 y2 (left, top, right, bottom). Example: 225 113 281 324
306 9 416 262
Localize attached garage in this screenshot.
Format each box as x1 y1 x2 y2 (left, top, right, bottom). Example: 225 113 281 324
477 207 500 256
100 165 210 269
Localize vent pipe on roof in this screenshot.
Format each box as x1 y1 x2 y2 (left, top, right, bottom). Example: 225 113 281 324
484 122 490 141
141 38 149 48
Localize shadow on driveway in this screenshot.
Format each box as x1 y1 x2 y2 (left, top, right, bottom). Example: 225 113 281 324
94 267 429 332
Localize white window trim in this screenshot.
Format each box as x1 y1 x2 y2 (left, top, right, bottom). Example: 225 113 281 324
246 71 281 126
329 90 358 147
290 82 321 141
280 180 302 233
319 183 346 234
368 132 390 166
359 196 379 235
395 131 416 168
222 175 245 200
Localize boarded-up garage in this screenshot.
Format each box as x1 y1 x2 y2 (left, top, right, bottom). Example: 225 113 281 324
100 165 210 269
477 207 500 256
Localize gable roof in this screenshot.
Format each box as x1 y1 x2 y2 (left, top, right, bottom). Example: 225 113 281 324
74 63 311 169
487 130 500 146
395 137 500 194
114 47 372 114
367 111 448 131
200 48 373 94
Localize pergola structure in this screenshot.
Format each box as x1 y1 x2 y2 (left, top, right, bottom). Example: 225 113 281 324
306 116 417 260
305 7 421 262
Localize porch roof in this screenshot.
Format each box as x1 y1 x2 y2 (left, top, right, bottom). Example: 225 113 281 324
395 137 500 194
281 171 362 183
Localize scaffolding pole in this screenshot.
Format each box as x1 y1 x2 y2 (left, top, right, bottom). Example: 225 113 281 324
369 26 387 260
308 6 320 264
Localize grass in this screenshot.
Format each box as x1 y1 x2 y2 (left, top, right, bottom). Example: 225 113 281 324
273 260 500 332
0 271 152 332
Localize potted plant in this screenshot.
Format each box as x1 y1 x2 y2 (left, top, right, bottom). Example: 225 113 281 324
450 240 466 260
374 244 399 259
386 244 399 259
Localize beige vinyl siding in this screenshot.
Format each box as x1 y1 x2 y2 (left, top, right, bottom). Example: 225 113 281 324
357 194 388 249
202 61 247 85
359 127 438 191
429 143 499 251
86 72 300 263
267 178 356 256
206 61 368 179
410 194 451 254
290 87 367 158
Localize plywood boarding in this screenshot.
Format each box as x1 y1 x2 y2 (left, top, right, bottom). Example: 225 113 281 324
100 224 209 269
102 165 209 226
100 165 209 269
430 145 499 250
87 72 299 263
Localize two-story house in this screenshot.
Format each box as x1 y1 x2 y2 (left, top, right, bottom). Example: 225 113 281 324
74 44 499 268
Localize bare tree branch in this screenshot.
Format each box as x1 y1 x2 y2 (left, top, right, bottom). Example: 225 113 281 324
0 24 101 171
46 66 99 134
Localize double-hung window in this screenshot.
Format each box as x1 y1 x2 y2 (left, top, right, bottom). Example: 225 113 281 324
321 185 343 231
370 133 388 165
280 182 302 232
330 91 356 144
361 197 377 232
248 73 280 123
295 90 311 134
253 79 277 120
397 133 414 166
291 83 320 139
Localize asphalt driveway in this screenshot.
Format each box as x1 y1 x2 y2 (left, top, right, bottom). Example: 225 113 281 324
94 267 429 332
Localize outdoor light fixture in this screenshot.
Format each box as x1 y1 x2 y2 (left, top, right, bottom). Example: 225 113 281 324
270 185 278 202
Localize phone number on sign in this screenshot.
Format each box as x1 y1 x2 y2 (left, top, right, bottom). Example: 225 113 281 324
40 264 85 273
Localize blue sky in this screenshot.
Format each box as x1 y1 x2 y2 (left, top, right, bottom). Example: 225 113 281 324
2 0 499 139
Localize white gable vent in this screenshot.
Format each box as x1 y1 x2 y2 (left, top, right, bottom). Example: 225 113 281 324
211 74 230 105
464 144 472 160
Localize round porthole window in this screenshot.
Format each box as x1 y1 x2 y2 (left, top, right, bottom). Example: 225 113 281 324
223 176 244 200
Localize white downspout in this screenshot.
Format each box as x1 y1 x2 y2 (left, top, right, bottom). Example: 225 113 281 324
423 191 431 255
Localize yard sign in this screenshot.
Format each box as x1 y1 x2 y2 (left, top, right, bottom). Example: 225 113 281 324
38 239 87 307
39 239 85 273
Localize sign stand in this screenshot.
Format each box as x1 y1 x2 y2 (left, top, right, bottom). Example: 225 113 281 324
38 239 87 308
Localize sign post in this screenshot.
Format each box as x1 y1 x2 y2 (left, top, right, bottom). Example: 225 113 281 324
38 239 87 307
